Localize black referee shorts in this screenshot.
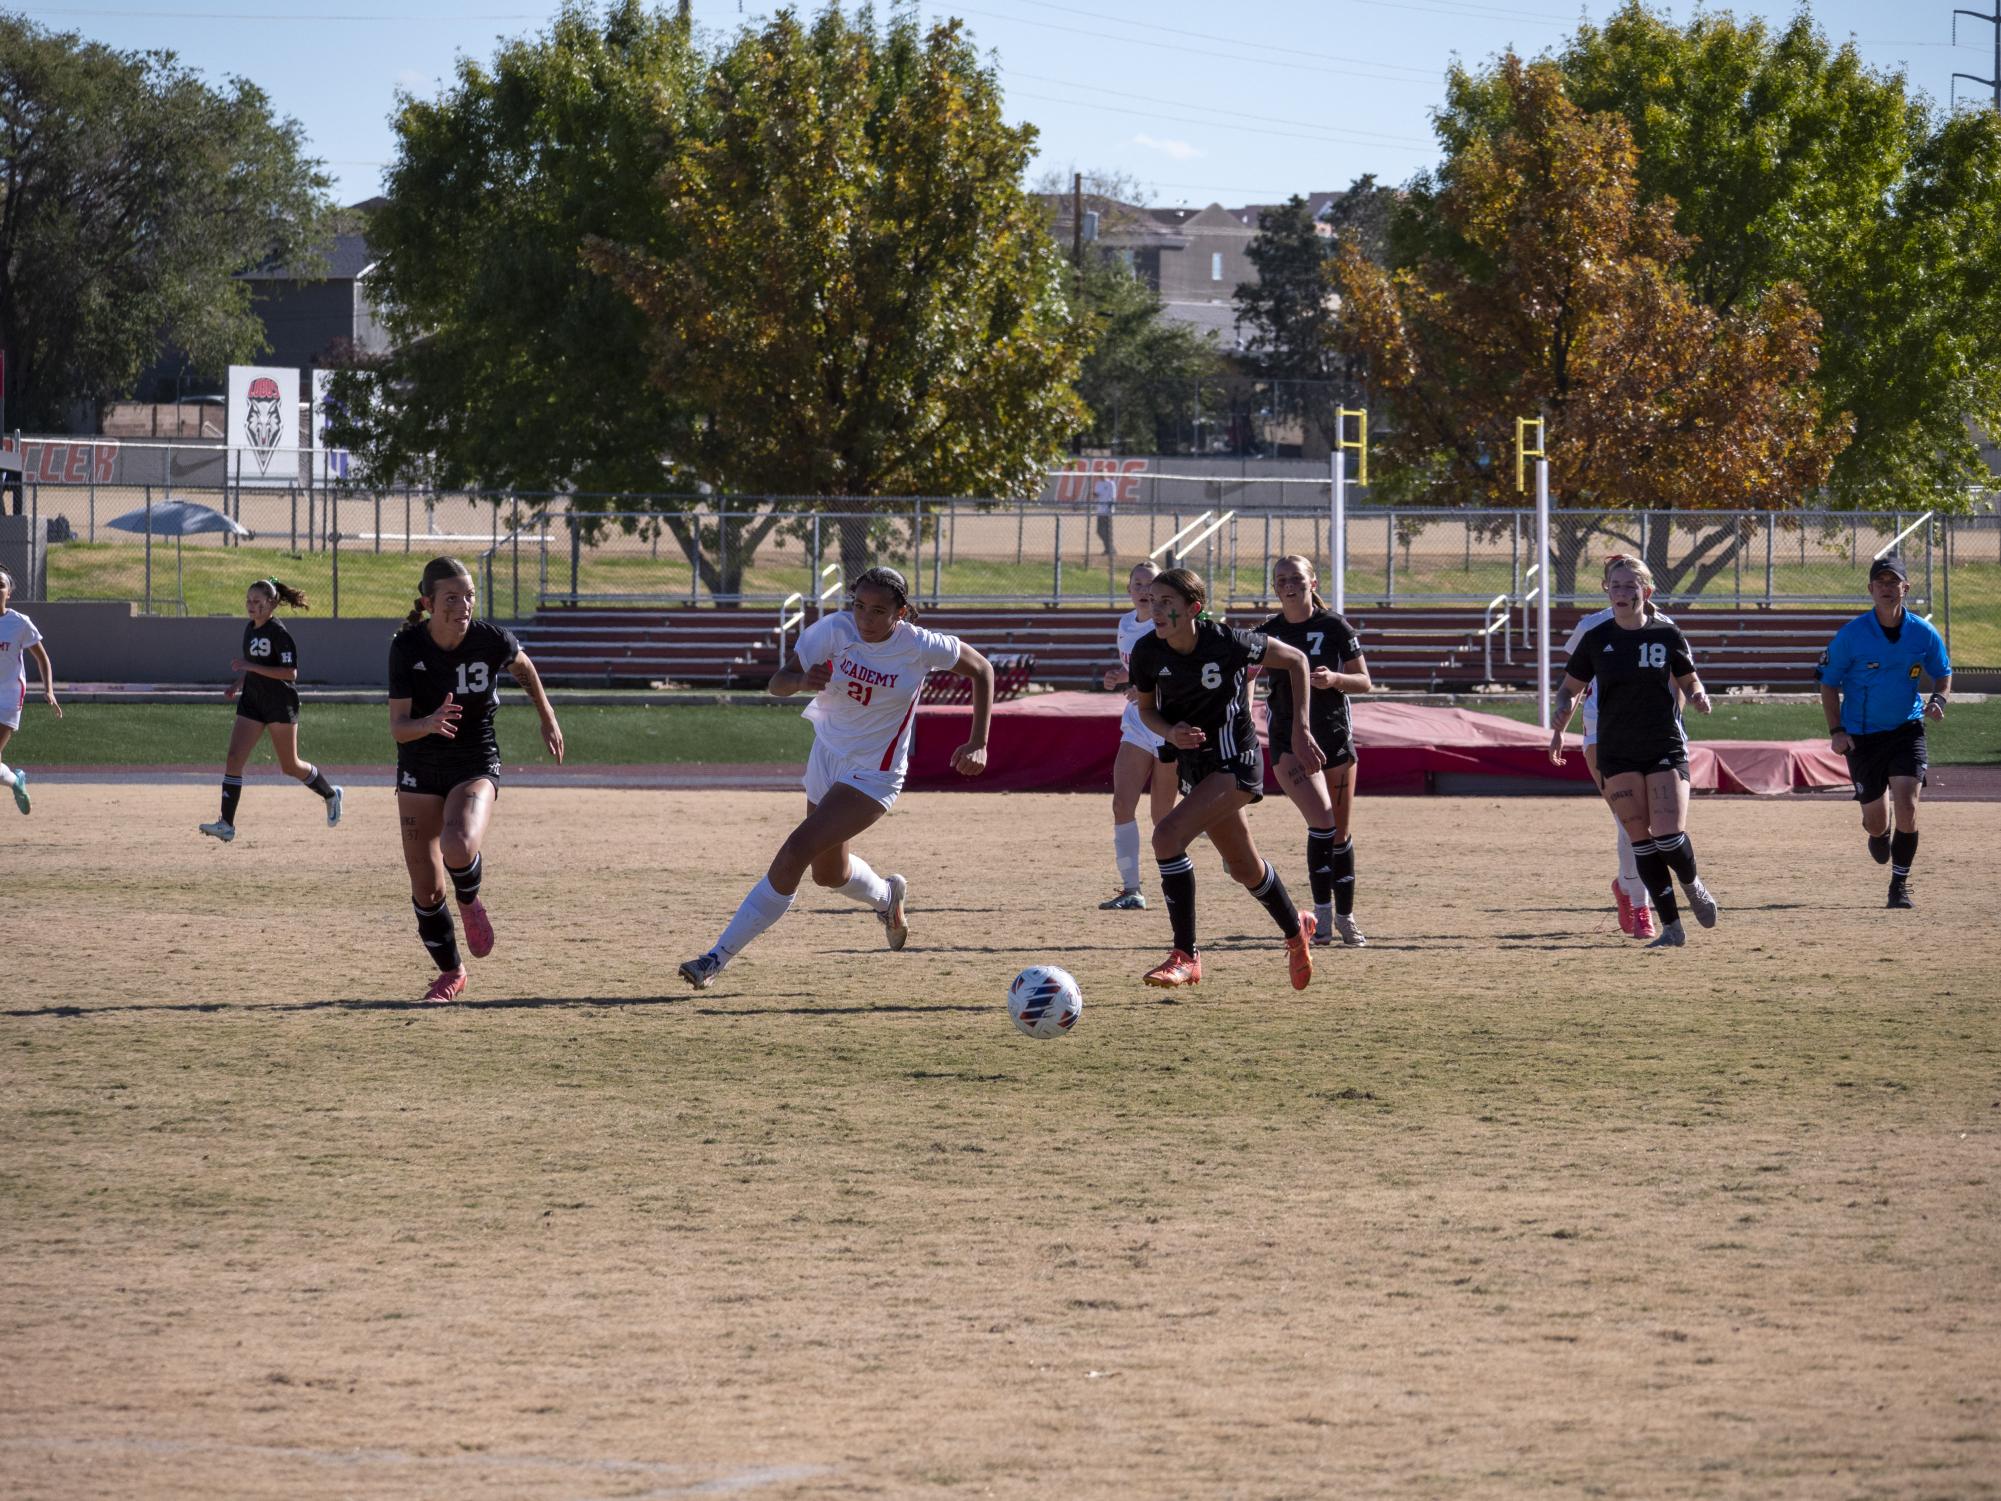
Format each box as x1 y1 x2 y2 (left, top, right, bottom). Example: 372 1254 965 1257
1845 720 1927 805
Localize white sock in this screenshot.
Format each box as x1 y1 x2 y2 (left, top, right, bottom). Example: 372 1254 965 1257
838 855 892 911
1113 821 1142 892
712 876 796 962
0 763 13 787
1616 822 1639 883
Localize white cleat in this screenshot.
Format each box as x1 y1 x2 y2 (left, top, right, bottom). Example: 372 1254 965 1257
198 819 236 844
880 873 909 951
327 786 344 827
678 952 724 990
1684 879 1718 929
1311 904 1335 946
1645 919 1687 949
1333 913 1368 948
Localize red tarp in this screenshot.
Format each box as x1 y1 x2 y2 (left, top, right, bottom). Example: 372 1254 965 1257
908 691 1850 796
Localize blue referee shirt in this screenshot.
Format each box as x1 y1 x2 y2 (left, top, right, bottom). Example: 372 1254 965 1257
1815 609 1951 736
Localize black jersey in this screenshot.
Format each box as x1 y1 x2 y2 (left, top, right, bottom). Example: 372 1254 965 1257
239 618 300 718
388 619 521 769
1256 608 1361 734
1564 617 1695 762
1128 619 1266 761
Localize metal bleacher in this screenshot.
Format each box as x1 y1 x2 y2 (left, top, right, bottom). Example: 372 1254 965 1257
510 603 1860 693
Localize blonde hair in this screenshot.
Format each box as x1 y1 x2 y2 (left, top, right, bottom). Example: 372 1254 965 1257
1271 553 1328 611
1602 553 1656 591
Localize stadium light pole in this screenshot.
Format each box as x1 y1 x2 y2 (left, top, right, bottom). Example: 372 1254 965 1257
1953 4 2001 111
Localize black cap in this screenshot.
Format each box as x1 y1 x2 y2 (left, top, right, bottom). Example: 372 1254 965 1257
1869 555 1908 582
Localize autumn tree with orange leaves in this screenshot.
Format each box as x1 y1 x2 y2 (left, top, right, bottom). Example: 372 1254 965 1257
1334 56 1852 597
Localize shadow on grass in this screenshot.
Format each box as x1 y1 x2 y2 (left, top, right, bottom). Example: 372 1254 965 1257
4 994 700 1018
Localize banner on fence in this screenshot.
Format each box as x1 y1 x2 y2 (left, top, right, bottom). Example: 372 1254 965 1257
1045 458 1148 506
228 365 300 485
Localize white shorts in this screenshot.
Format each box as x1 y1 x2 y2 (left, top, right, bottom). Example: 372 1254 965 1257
805 736 903 810
1119 699 1165 755
0 681 22 732
1581 686 1599 749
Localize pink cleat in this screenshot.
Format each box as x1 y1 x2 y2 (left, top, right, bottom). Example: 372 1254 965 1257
1631 903 1656 942
1612 876 1635 937
422 967 468 1004
461 898 495 959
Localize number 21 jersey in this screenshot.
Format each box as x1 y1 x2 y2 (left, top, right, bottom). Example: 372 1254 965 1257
388 619 521 773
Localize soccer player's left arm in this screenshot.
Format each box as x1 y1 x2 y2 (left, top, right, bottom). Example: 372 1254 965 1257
508 650 565 763
1260 636 1324 773
1331 652 1371 696
1548 673 1588 764
25 641 60 718
946 641 994 777
1671 630 1710 713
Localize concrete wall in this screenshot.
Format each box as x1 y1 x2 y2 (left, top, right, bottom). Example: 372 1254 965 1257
27 601 405 685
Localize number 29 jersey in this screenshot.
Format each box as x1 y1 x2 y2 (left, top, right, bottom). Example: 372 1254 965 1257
1563 618 1694 763
388 619 521 775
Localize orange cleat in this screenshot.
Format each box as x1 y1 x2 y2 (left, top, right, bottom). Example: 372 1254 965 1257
1143 949 1202 988
422 967 468 1004
1286 912 1316 990
1612 876 1635 936
461 897 495 959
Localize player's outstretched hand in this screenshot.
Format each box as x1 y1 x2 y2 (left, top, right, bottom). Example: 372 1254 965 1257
542 716 565 764
803 659 835 693
1168 722 1206 750
1691 690 1713 715
1547 730 1567 766
952 740 988 777
428 691 462 740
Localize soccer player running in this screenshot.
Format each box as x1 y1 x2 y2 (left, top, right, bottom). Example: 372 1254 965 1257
1099 559 1179 910
1815 554 1951 909
198 578 343 843
1130 566 1319 989
1558 568 1673 941
1548 555 1718 949
0 563 60 815
678 566 994 990
389 556 565 1003
1256 553 1373 948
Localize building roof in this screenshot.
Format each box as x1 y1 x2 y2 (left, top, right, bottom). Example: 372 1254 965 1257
239 230 376 283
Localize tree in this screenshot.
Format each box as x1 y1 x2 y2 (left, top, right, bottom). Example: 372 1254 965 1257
1233 196 1344 458
1446 2 2001 508
1073 251 1222 452
1334 55 1851 596
0 12 330 430
586 8 1084 582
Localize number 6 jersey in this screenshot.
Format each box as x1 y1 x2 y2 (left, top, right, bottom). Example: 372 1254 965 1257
1563 617 1695 764
388 618 522 775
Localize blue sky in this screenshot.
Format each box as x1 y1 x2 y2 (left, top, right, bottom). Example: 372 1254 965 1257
12 0 1995 207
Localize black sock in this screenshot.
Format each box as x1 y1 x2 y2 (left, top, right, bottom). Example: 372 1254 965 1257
302 764 336 800
1157 853 1197 954
446 852 484 905
1306 828 1337 907
1250 859 1302 940
1889 829 1918 880
414 898 461 973
1867 831 1891 864
1633 841 1680 924
1331 837 1357 916
220 775 242 824
1654 831 1699 886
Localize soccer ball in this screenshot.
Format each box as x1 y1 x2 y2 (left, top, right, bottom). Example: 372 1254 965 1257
1007 965 1082 1039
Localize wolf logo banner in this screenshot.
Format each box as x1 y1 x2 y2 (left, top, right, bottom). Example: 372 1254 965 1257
227 365 299 484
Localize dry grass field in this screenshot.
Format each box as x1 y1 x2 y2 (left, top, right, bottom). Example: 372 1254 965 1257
3 786 1998 1500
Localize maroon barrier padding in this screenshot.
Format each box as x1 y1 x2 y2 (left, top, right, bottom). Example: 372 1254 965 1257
907 691 1851 796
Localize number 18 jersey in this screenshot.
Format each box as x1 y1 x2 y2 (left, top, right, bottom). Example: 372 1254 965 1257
1563 617 1694 764
388 618 521 776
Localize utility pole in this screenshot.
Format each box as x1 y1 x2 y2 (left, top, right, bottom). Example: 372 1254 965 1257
1071 171 1084 267
1954 2 2000 111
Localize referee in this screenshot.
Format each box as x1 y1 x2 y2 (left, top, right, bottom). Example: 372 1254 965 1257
1815 555 1951 908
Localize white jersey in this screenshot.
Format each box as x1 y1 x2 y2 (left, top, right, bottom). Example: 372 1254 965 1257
0 608 42 711
796 612 963 778
1563 604 1672 743
1114 608 1165 751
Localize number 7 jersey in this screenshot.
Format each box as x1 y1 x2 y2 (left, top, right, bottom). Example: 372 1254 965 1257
794 613 963 777
388 619 522 771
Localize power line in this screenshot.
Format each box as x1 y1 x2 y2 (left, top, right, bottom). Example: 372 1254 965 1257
1005 68 1435 147
1008 89 1436 154
975 0 1442 79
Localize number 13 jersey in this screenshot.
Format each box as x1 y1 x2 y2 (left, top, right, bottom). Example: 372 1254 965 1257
1563 617 1694 764
794 613 964 778
388 619 521 775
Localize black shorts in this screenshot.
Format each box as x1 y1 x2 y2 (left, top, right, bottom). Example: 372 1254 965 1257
1596 747 1690 783
1846 720 1927 804
1268 714 1354 770
1174 742 1264 802
396 755 502 800
235 695 299 726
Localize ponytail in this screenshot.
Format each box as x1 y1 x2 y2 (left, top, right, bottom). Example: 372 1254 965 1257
253 577 310 610
408 556 473 628
1272 554 1327 612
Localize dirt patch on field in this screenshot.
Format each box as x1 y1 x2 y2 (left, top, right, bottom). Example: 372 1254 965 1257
3 788 1997 1499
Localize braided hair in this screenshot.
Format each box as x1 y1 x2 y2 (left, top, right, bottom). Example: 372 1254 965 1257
850 565 919 622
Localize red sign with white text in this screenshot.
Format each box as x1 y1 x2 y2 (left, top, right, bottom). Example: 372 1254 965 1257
1050 458 1148 505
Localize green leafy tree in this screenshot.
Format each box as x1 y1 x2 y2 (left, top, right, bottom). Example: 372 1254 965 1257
1442 2 2001 508
1074 251 1222 452
587 8 1085 582
0 12 330 429
1233 195 1344 458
